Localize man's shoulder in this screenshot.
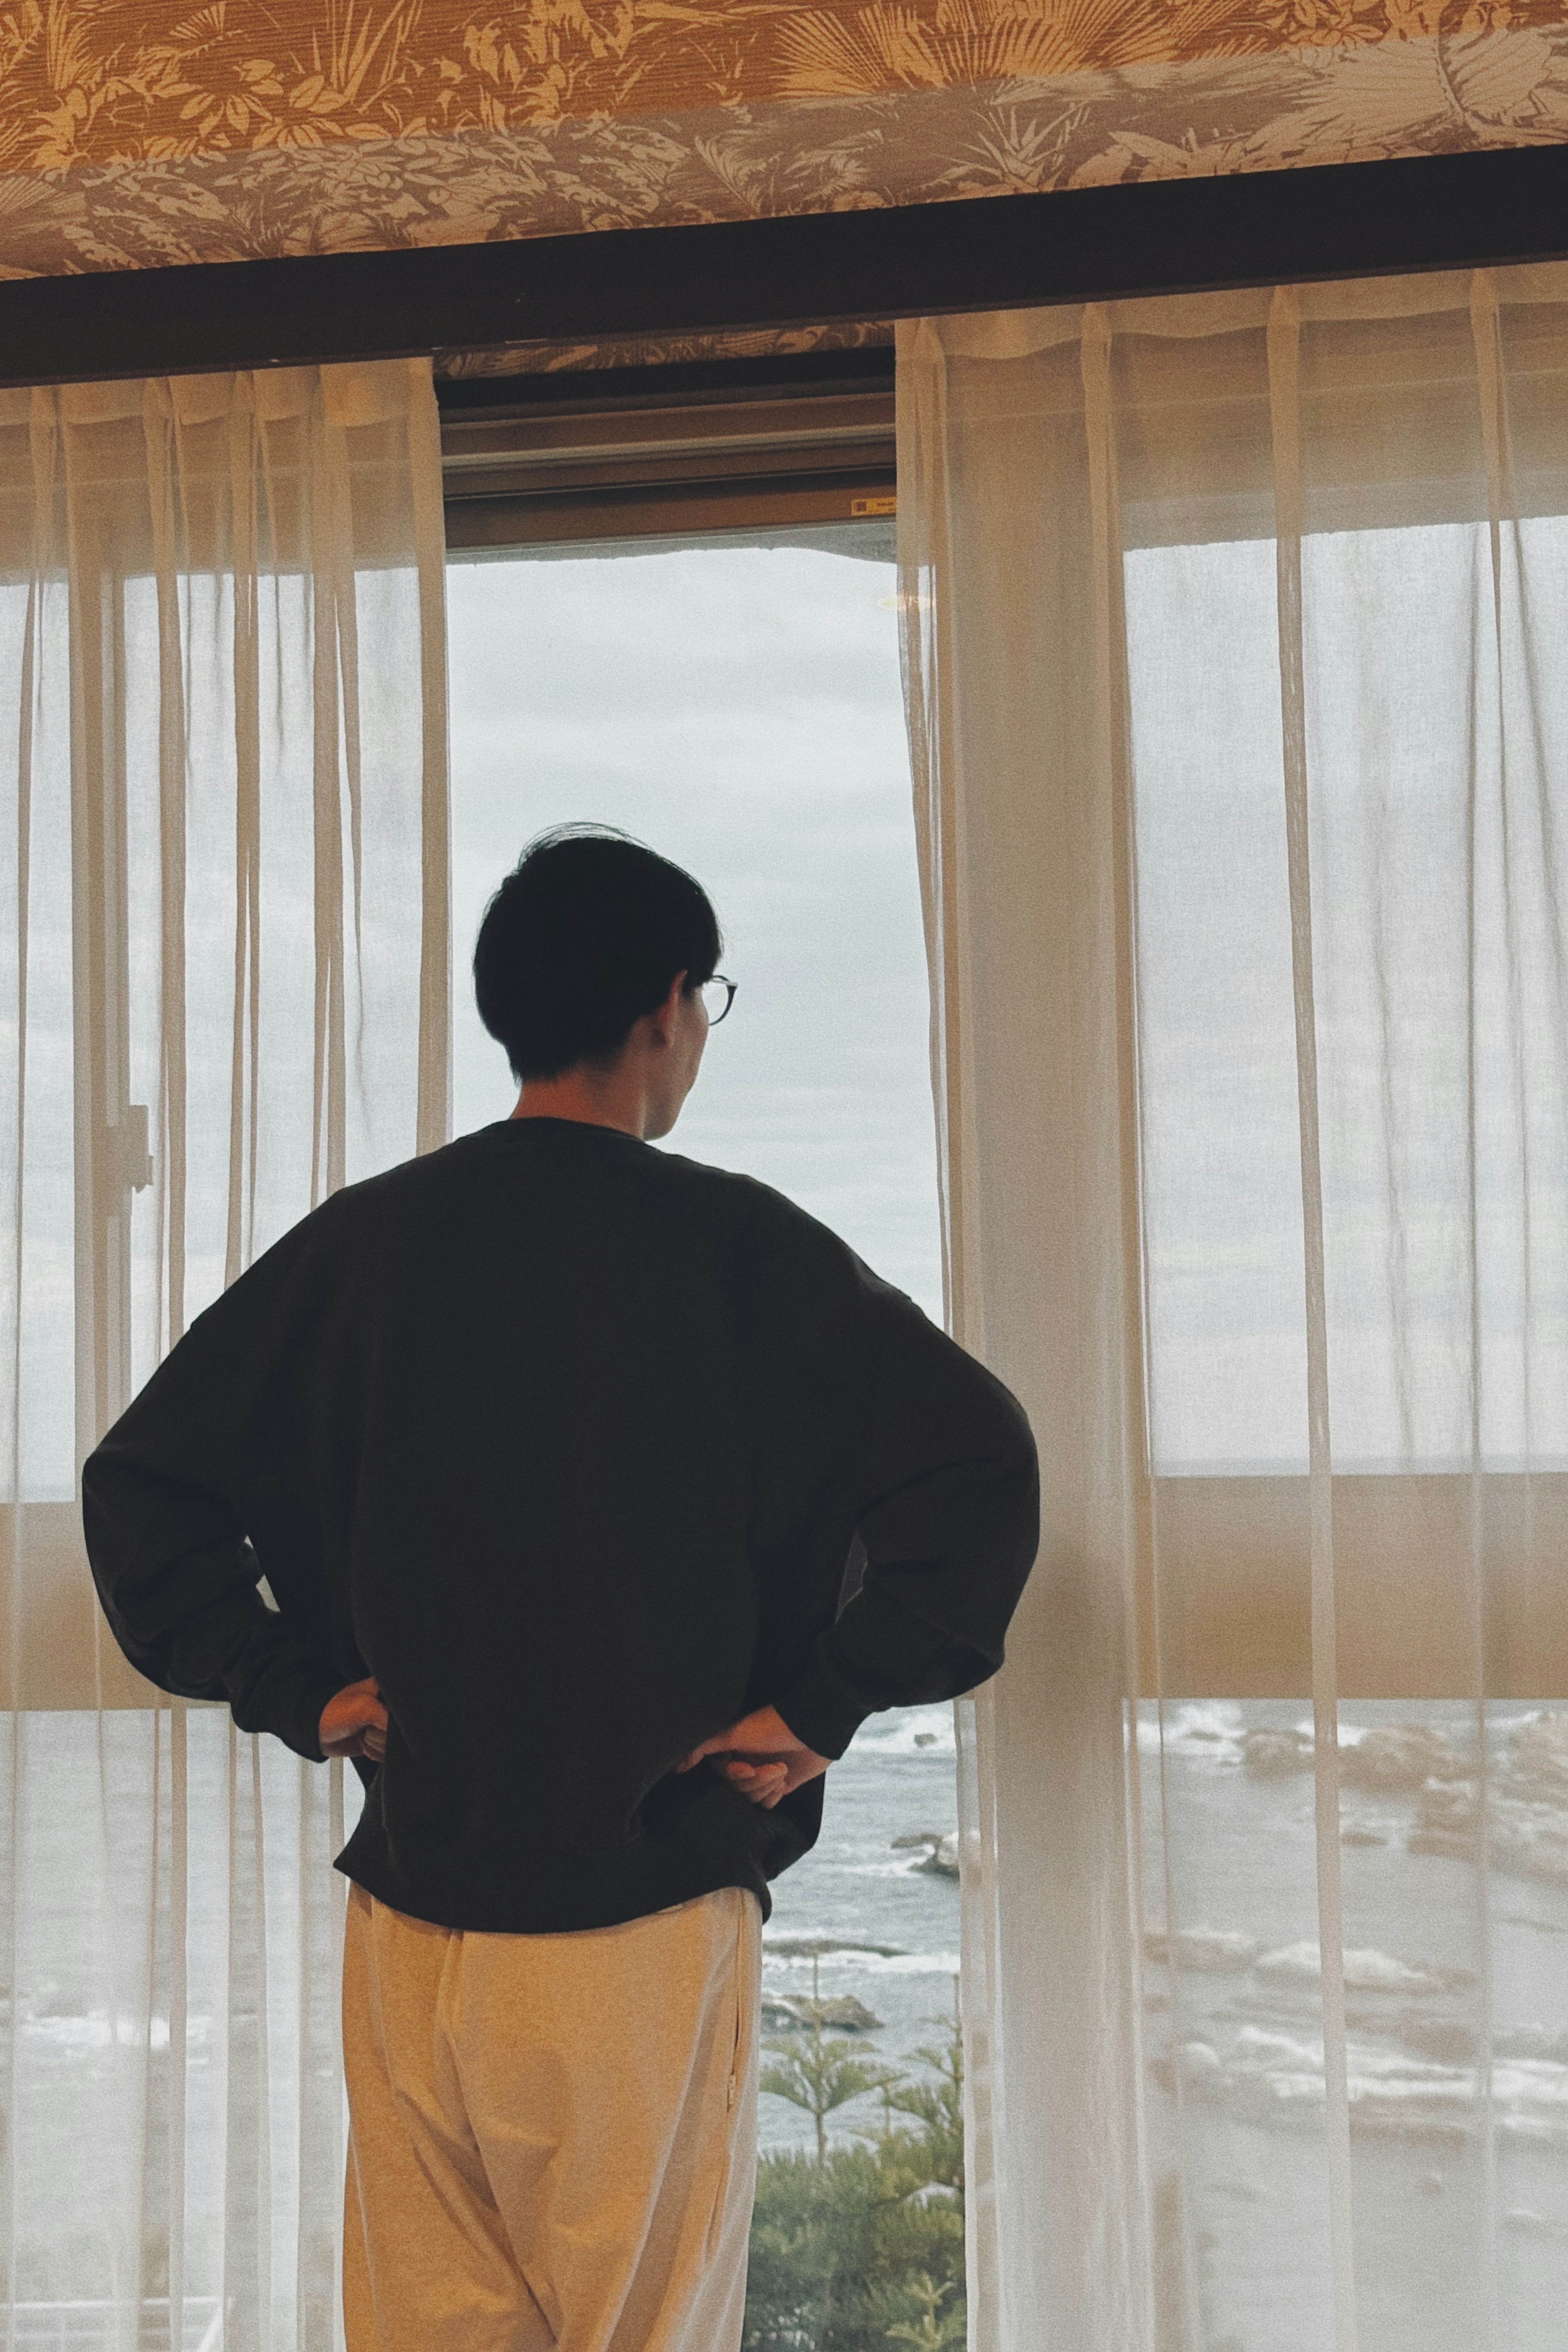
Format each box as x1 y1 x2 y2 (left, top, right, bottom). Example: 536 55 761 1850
283 1125 873 1298
343 1124 816 1227
646 1144 854 1267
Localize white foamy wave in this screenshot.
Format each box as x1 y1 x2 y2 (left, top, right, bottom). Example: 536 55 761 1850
24 2011 214 2052
1158 2024 1568 2144
1134 1710 1449 1775
851 1707 956 1756
764 1948 961 1978
1134 1703 1248 1762
1254 1941 1471 1996
846 1858 951 1882
1145 1927 1474 1996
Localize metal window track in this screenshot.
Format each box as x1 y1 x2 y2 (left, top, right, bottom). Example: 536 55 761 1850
441 354 895 552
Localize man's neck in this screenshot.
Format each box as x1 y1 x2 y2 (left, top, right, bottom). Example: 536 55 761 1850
512 1070 648 1139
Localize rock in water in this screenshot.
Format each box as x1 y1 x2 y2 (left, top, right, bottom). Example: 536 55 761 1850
765 1936 906 1959
1144 1928 1260 1973
893 1830 960 1877
762 1993 884 2032
1340 1725 1454 1793
1242 1728 1314 1779
1408 1712 1568 1889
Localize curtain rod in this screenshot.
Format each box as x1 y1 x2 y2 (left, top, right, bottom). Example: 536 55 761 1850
1 143 1565 391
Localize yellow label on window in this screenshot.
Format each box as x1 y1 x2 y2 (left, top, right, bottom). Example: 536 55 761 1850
851 495 897 517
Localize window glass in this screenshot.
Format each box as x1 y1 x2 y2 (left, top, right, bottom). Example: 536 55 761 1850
447 535 965 2344
1128 521 1568 2340
447 538 940 1319
1140 1696 1568 2347
1128 522 1568 1473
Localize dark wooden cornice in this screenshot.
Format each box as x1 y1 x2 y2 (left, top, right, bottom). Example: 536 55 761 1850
2 142 1566 388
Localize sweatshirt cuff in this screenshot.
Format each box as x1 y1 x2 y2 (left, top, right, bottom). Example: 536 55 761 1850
236 1650 347 1764
294 1670 351 1764
773 1663 872 1763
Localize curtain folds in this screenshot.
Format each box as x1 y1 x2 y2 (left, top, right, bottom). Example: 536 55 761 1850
898 265 1568 2352
0 361 448 2350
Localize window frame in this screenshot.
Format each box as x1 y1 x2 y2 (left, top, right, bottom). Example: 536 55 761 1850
439 345 896 555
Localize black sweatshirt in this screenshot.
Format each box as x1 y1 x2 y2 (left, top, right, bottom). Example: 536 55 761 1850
83 1117 1038 1933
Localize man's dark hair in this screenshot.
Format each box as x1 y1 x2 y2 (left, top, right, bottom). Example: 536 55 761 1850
473 824 723 1082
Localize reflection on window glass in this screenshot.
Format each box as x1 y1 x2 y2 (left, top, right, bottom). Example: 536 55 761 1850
1141 1698 1568 2348
446 535 965 2346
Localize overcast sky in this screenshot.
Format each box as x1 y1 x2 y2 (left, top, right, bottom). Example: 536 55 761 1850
445 541 944 1322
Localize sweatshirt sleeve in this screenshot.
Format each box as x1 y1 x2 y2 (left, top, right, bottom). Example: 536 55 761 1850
81 1218 348 1763
770 1243 1040 1761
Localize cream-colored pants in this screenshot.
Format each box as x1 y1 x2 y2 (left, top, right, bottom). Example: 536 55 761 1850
341 1880 762 2352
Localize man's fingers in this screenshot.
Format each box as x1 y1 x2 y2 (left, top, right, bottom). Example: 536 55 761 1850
678 1706 830 1802
730 1763 789 1811
678 1726 744 1771
720 1758 789 1806
679 1704 797 1772
319 1679 389 1761
325 1717 387 1762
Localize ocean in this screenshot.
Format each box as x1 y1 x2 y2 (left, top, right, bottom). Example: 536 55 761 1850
1136 1698 1568 2350
757 1704 962 2157
762 1696 1568 2350
8 1697 1568 2349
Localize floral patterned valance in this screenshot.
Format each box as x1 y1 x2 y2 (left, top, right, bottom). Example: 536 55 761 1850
1 2 1566 281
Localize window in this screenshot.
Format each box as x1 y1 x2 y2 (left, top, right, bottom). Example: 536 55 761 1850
443 480 968 2342
1126 510 1568 2345
2 349 966 2347
1125 506 1568 1704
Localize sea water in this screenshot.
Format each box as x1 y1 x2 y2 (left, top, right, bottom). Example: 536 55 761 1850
1130 1697 1568 2350
9 1698 1568 2349
759 1702 962 2156
775 1698 1568 2350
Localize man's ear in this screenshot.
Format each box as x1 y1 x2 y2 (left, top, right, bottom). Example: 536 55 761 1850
650 969 688 1043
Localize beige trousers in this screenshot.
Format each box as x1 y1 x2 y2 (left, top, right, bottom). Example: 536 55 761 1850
341 1880 762 2352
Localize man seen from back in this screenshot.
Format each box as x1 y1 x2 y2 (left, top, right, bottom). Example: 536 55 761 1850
82 824 1039 2352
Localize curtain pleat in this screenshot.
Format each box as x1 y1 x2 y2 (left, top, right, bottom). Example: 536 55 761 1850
1267 280 1361 2352
408 392 450 1162
899 263 1568 2351
226 384 263 1293
0 358 447 2349
897 294 1153 2352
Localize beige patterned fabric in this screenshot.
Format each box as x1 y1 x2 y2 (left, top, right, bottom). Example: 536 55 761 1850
437 319 893 381
0 3 1565 282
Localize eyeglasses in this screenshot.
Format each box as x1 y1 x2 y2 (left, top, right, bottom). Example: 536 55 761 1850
697 976 737 1025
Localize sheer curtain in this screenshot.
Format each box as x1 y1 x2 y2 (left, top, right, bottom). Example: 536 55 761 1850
898 266 1568 2352
0 362 448 2350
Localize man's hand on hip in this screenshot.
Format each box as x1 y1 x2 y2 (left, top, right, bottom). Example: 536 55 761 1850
319 1676 388 1763
677 1705 830 1810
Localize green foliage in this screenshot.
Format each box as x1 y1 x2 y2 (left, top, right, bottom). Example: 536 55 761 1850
880 2027 963 2192
760 2032 900 2168
757 1956 902 2166
746 1983 967 2352
886 2275 966 2350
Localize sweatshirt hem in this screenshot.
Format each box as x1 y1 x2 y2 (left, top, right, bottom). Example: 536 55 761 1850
332 1823 781 1936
